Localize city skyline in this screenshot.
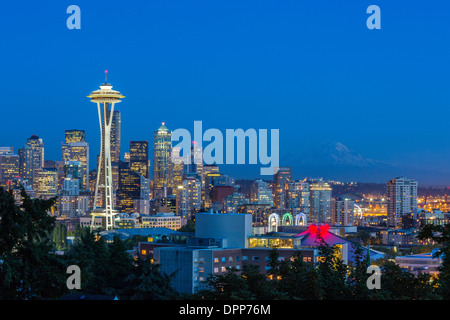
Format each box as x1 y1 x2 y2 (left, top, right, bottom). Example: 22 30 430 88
2 1 450 184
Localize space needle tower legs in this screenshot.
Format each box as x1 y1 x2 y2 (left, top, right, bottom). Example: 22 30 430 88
87 71 125 230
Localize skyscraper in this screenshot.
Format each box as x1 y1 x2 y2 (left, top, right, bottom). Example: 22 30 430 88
62 129 89 191
250 179 274 206
88 73 125 230
25 135 44 169
18 147 33 183
0 150 19 188
331 197 355 226
65 129 86 144
129 141 149 178
287 180 310 216
18 135 44 185
387 177 418 229
116 161 142 213
309 180 332 223
153 122 173 198
33 167 58 199
273 167 292 209
177 175 201 216
111 110 121 163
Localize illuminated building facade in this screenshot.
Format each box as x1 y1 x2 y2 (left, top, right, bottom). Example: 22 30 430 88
18 147 33 182
62 136 89 191
152 122 173 198
250 179 273 206
331 197 355 226
129 141 149 178
172 146 183 190
18 135 44 185
387 177 418 229
116 161 141 213
273 167 291 209
287 180 310 216
177 175 201 216
65 129 86 144
0 151 19 187
140 212 182 230
88 74 125 229
33 167 58 199
309 180 332 223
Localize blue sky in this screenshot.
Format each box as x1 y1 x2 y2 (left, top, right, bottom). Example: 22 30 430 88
1 1 450 182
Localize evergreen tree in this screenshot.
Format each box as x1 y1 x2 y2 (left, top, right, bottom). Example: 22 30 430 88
121 254 179 300
52 223 68 251
417 224 450 299
0 188 68 299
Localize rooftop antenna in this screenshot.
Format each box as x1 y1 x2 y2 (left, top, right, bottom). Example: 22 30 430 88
105 70 108 83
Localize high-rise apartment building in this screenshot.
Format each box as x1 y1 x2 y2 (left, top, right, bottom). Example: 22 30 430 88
273 167 292 209
177 176 202 216
331 197 355 226
18 147 33 183
309 180 332 223
287 180 310 216
153 122 173 198
130 141 149 178
387 177 418 229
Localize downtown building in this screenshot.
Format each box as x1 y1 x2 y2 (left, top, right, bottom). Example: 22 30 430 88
62 129 89 191
331 197 355 226
250 179 273 206
18 135 44 185
386 177 418 229
273 167 292 209
287 180 310 217
177 175 202 217
309 180 332 223
0 147 19 188
129 141 149 179
33 167 58 199
152 123 173 199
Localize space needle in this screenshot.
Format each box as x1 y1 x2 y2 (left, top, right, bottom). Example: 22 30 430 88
87 70 125 230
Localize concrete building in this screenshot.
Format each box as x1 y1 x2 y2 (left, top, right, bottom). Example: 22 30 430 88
387 177 418 229
309 180 332 223
195 212 252 248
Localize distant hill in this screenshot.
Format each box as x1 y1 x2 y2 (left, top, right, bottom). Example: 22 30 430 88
283 141 450 186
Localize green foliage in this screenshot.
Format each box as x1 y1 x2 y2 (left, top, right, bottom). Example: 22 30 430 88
0 187 68 300
198 228 443 300
121 254 179 300
52 223 68 251
417 224 450 299
178 219 195 233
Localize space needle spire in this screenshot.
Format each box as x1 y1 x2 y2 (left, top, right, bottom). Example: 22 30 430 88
87 71 125 230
